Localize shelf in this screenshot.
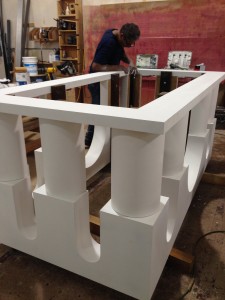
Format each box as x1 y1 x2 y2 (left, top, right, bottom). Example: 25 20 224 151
29 27 58 42
57 0 83 74
61 58 78 61
59 30 77 33
60 44 77 47
58 14 76 17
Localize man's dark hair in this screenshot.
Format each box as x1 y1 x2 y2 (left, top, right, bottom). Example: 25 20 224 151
120 23 140 41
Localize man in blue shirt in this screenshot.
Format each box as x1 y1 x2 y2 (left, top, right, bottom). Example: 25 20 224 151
85 23 141 148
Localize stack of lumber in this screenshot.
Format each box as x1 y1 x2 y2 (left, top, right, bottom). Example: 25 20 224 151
22 116 41 153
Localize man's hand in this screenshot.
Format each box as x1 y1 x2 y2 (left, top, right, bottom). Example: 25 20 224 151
128 66 139 77
91 62 139 76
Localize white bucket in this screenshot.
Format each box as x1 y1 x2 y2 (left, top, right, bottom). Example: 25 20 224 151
22 57 38 75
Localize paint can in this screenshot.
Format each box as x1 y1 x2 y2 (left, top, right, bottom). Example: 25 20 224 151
22 57 38 75
14 67 30 85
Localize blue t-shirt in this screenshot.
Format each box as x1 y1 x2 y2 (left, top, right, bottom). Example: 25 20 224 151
90 29 125 73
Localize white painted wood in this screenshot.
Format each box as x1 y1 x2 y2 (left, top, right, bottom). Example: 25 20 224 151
0 113 28 181
39 119 86 200
0 69 224 300
163 114 189 177
0 71 223 135
111 129 164 217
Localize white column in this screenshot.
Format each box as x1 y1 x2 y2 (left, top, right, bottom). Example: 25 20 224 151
209 84 220 120
39 119 86 201
0 113 28 181
189 93 211 135
111 129 164 217
163 115 189 177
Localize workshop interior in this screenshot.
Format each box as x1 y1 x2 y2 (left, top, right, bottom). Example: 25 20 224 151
0 1 225 300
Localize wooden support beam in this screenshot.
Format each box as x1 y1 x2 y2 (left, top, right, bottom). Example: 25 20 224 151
110 74 120 106
202 172 225 186
24 131 41 153
89 214 100 236
169 247 194 273
51 84 66 101
155 74 178 99
129 73 142 107
23 117 40 153
22 117 39 132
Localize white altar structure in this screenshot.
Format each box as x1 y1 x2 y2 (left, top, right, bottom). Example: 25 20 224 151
0 69 224 299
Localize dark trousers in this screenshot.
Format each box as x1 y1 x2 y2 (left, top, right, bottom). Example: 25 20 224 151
85 82 100 146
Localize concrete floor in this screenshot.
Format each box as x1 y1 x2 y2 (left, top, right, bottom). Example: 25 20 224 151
0 129 224 300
